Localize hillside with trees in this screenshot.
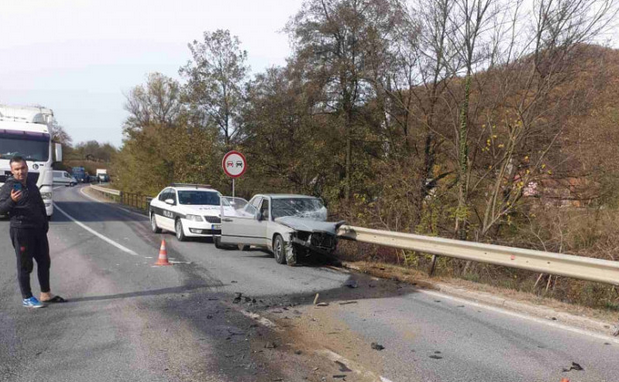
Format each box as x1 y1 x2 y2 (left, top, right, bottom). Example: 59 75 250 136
113 0 619 308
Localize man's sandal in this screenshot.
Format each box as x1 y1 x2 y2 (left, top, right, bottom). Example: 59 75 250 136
42 296 67 303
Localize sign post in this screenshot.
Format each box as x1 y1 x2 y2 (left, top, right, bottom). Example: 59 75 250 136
222 150 247 198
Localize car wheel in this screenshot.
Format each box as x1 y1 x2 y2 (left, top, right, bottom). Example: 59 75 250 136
214 236 225 249
175 219 186 241
273 235 286 264
214 236 237 250
150 213 161 233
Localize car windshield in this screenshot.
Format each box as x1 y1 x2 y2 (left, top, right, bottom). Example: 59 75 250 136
0 132 50 162
177 190 220 206
271 198 326 220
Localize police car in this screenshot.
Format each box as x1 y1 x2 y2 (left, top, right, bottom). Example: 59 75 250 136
149 183 228 241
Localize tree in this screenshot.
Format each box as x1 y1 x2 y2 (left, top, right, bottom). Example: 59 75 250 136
115 72 223 194
180 29 249 148
287 0 402 201
124 72 183 133
49 120 73 147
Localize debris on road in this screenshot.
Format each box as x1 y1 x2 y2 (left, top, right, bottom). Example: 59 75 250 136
317 302 329 307
339 301 358 306
344 279 358 288
313 293 320 305
233 293 242 304
371 342 385 351
264 342 278 349
335 361 352 372
562 362 584 372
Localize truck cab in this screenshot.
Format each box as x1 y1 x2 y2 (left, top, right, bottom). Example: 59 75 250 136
0 105 62 217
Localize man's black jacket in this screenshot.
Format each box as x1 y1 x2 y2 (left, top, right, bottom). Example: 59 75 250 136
0 177 49 231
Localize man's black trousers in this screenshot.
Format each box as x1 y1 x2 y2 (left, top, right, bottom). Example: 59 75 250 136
9 227 50 299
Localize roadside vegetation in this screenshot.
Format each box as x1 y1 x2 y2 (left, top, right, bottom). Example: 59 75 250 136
109 0 619 311
50 119 117 175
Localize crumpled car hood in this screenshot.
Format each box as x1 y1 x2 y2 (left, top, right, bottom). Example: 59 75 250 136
274 216 345 235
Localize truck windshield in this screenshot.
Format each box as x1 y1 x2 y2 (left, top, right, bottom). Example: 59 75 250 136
178 191 220 206
0 131 50 162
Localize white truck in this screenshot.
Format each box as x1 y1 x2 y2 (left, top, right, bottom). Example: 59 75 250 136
96 168 108 182
0 105 63 218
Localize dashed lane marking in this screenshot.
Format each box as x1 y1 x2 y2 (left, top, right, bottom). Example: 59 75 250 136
236 309 281 331
53 202 140 257
318 349 392 382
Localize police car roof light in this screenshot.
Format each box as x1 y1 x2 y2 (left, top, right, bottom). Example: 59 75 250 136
170 183 212 189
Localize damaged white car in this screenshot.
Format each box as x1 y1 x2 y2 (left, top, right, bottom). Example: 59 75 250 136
217 194 344 265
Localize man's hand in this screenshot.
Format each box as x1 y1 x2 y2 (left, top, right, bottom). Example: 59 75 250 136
10 189 22 203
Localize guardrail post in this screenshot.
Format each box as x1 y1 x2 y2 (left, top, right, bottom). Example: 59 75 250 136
428 255 438 276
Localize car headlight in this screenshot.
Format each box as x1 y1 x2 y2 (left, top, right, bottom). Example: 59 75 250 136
185 214 204 222
41 192 53 200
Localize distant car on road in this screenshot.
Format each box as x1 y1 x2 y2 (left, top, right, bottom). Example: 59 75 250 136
219 194 345 265
53 170 77 187
149 183 232 241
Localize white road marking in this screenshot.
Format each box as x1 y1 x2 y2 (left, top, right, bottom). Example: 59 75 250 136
318 349 389 381
53 202 140 257
419 289 619 344
237 309 281 330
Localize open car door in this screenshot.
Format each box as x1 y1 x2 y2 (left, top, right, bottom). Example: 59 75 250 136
220 197 268 247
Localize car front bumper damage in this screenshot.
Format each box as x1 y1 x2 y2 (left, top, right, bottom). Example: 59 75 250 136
289 231 338 264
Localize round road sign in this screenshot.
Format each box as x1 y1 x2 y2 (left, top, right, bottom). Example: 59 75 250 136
222 151 247 178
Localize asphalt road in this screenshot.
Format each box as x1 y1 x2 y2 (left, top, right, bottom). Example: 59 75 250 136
1 185 618 382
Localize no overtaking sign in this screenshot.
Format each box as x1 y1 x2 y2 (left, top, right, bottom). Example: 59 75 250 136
222 151 247 178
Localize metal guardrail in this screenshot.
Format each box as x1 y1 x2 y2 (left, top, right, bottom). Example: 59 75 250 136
90 184 120 196
87 185 619 286
89 185 152 214
337 225 619 286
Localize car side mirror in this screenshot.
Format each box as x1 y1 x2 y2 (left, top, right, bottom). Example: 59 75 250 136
256 211 264 221
165 199 175 206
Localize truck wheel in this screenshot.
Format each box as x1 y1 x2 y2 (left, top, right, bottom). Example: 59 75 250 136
150 213 161 233
175 219 186 241
273 235 286 264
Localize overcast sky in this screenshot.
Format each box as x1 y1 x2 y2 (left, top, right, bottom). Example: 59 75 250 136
0 0 304 147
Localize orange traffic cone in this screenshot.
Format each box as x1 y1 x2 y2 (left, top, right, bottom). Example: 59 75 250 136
560 379 570 382
155 239 171 266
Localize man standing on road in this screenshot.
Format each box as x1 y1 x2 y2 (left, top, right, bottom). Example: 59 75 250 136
0 155 65 308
